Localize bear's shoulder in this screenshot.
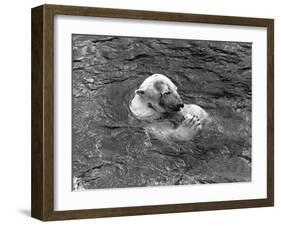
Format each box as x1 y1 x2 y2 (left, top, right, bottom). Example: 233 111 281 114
130 95 161 121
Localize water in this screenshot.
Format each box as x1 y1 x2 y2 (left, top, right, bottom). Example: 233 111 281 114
72 34 252 190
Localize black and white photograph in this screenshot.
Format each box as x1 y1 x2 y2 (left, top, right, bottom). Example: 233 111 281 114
72 34 252 190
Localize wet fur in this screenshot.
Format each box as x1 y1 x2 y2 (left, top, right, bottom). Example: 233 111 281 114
130 74 209 142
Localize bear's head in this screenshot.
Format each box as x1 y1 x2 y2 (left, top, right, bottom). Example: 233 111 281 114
135 74 184 114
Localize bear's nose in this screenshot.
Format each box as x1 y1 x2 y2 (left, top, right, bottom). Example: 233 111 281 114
177 104 184 109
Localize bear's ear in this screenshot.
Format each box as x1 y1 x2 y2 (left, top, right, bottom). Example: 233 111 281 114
135 89 145 96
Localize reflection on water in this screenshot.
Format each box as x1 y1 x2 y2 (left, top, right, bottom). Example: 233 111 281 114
72 35 252 190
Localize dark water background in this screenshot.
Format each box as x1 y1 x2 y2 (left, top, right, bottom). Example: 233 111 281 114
72 34 252 190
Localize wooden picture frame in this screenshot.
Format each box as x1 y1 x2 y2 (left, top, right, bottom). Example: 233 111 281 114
31 4 274 221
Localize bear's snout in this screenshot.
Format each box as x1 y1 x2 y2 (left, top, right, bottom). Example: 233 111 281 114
159 93 184 112
176 103 184 111
170 102 184 112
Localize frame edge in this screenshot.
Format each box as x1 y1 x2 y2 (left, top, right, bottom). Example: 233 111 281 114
31 5 44 220
43 3 274 26
266 19 274 206
31 4 275 221
31 4 56 221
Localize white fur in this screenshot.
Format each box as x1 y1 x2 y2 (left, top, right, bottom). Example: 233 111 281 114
130 95 161 120
130 74 209 141
138 74 177 92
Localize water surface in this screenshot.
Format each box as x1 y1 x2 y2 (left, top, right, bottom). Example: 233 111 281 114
72 35 252 190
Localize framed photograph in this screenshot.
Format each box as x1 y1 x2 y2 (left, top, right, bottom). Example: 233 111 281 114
31 4 274 221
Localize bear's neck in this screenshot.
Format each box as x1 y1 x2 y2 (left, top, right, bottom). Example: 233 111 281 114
130 95 161 121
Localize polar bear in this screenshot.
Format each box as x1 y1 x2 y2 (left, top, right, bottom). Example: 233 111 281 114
129 74 209 142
